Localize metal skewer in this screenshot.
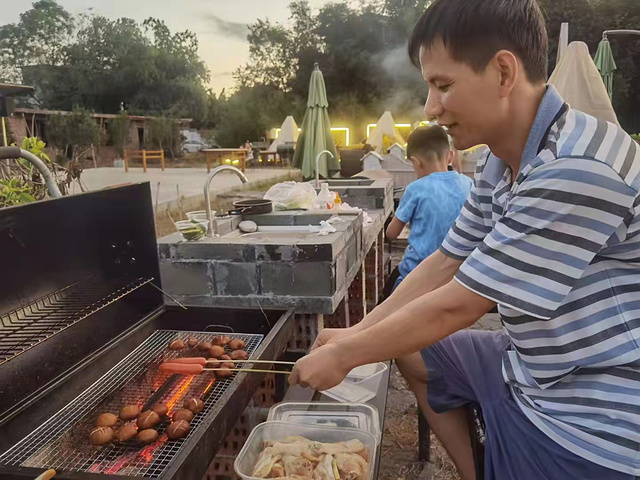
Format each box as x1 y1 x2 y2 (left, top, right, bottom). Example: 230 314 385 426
207 367 291 375
159 361 292 375
166 357 296 366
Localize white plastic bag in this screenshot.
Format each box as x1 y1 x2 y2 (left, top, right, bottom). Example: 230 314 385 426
264 181 318 210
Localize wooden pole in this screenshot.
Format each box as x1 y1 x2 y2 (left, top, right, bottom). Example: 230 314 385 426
161 150 165 171
1 118 7 146
176 184 183 219
155 181 161 215
143 150 147 173
124 150 129 172
206 152 211 173
91 144 97 169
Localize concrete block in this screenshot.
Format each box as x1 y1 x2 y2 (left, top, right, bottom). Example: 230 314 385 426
174 242 255 262
260 262 333 297
295 244 333 261
213 262 259 296
159 260 214 296
335 251 348 293
254 244 297 262
347 236 359 273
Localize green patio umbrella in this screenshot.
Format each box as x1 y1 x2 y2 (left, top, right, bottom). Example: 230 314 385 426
594 38 617 99
293 63 340 180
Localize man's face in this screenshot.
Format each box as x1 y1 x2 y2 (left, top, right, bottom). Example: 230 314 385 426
420 40 503 150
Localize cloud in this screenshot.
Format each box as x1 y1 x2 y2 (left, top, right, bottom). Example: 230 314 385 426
203 14 249 41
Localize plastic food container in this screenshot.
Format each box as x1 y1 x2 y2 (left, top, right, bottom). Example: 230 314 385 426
234 421 377 480
175 219 208 241
186 210 211 221
323 363 388 403
267 402 381 446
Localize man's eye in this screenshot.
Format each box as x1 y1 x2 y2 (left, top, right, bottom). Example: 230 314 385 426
437 84 451 92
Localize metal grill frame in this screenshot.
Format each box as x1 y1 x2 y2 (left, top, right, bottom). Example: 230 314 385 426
0 276 154 366
0 330 264 478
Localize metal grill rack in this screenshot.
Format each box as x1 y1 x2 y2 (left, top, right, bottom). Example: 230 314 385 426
0 330 264 478
0 277 154 365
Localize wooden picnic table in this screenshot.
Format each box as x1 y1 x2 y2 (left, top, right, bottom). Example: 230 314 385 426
202 148 248 173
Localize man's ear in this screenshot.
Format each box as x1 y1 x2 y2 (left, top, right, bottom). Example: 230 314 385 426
493 50 519 98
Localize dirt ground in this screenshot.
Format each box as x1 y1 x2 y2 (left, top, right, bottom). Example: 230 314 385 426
378 365 459 480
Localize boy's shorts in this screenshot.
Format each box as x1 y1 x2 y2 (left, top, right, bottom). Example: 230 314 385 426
421 330 637 480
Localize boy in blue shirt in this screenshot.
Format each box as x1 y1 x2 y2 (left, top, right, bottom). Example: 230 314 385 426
386 125 472 290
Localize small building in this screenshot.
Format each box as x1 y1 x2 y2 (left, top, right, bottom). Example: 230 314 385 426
0 83 35 145
388 143 406 160
7 108 191 166
361 151 384 171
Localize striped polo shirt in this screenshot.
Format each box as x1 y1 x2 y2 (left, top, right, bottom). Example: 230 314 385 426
441 85 640 475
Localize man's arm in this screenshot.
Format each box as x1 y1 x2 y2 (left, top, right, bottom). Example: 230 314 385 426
290 279 495 390
356 250 462 332
385 217 406 240
313 250 463 349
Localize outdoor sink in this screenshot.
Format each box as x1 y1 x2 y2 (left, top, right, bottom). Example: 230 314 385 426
157 210 365 313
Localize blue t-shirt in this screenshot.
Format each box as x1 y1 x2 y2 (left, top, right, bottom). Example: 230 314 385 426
396 171 472 278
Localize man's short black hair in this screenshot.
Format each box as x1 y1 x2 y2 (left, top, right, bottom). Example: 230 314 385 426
407 125 450 161
408 0 548 84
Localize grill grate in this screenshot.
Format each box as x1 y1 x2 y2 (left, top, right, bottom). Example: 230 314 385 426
0 330 264 477
0 276 154 366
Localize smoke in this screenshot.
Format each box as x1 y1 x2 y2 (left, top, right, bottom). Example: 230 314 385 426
203 14 249 41
374 44 427 118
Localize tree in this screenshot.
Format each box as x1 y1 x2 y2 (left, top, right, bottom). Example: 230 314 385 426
234 20 296 91
2 3 210 123
47 108 100 161
109 110 130 157
0 0 73 82
148 116 182 158
215 85 300 148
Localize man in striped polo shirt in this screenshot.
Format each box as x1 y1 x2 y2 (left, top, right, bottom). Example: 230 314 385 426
289 0 640 478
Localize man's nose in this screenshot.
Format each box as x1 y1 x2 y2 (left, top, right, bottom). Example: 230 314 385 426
424 91 443 121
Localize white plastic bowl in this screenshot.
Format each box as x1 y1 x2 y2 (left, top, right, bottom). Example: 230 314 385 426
186 210 212 221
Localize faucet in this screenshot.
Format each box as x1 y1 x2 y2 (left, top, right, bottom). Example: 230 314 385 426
315 150 334 187
203 165 248 237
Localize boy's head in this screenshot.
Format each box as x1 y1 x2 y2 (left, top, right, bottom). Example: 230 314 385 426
408 0 548 151
406 125 452 178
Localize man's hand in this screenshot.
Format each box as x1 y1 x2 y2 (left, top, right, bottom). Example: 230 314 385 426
289 343 352 391
311 327 355 351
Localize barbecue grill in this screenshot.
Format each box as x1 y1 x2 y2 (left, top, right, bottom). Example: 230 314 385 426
0 183 294 479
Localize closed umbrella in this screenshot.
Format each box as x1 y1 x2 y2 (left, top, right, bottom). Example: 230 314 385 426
594 38 617 99
293 63 340 180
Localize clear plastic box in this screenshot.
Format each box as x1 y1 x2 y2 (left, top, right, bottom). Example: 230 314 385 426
323 362 388 403
267 402 381 445
234 421 377 480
